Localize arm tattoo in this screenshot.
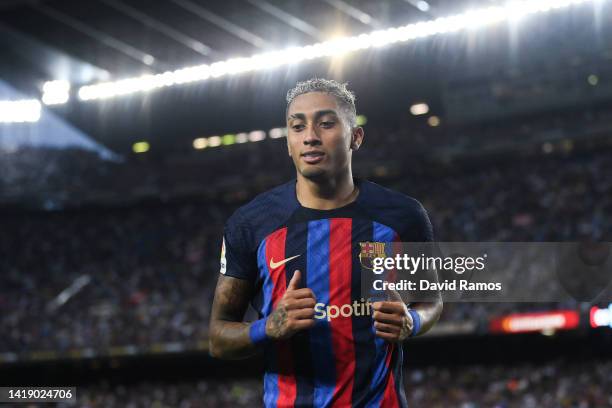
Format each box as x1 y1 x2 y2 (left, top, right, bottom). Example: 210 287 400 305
267 305 289 339
399 314 413 341
209 275 256 360
213 275 252 320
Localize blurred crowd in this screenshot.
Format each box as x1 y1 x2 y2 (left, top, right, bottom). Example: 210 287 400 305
1 110 611 356
405 359 612 408
0 203 221 353
6 358 609 407
2 102 612 207
69 378 263 408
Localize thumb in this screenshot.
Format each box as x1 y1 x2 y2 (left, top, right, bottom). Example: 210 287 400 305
287 270 302 291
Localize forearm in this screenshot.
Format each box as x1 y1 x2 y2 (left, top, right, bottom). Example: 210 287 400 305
209 275 261 360
209 319 260 360
386 288 442 337
410 299 443 336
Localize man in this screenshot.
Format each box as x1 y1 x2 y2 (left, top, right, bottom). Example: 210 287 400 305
209 78 442 407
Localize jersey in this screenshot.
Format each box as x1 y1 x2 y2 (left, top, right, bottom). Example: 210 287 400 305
220 178 434 408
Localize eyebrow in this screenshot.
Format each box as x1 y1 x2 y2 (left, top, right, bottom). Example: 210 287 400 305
287 109 338 121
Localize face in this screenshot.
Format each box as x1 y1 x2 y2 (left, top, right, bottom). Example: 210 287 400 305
286 92 363 181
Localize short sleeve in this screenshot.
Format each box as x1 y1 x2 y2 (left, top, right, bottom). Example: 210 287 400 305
418 204 434 242
220 212 258 281
400 199 434 242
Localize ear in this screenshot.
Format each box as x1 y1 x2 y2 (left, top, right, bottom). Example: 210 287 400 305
350 127 365 151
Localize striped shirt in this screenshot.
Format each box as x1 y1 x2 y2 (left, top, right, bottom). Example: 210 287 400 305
220 178 433 407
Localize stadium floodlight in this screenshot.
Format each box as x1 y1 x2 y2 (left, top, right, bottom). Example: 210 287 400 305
416 1 430 12
235 133 249 144
356 115 368 126
0 99 41 123
542 142 554 154
132 141 150 153
76 0 595 101
269 128 287 139
193 137 208 149
588 74 599 85
427 115 441 127
248 130 266 142
42 80 70 105
208 136 222 147
222 134 236 145
410 102 429 116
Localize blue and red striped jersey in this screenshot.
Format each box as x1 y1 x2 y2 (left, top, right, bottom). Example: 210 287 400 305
220 178 433 408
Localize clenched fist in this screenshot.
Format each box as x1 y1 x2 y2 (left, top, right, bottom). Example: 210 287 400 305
266 270 317 340
372 301 415 342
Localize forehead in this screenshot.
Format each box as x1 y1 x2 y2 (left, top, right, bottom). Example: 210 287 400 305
287 92 340 117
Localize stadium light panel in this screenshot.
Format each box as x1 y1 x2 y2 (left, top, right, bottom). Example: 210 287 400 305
416 1 430 12
42 80 70 105
142 55 155 66
542 142 554 154
132 141 150 153
222 134 236 145
427 115 441 127
208 136 222 147
248 130 266 142
235 133 249 143
75 0 597 102
410 102 429 115
588 74 599 85
269 128 286 139
0 99 41 123
193 137 208 149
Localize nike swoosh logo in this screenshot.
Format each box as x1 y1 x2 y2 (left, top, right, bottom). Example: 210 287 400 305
269 254 301 269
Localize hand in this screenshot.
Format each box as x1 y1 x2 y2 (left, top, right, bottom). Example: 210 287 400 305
266 270 316 340
372 301 414 342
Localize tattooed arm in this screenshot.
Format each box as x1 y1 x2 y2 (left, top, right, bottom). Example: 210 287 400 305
372 289 443 342
408 299 443 336
208 275 256 360
264 270 316 340
209 270 316 359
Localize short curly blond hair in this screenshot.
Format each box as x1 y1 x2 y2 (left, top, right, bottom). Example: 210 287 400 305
286 78 357 128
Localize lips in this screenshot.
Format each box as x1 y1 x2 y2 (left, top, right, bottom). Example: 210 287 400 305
301 151 325 164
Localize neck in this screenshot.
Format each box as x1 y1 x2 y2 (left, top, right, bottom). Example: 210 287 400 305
296 169 358 210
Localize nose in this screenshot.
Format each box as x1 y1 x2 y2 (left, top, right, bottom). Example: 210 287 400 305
303 124 321 146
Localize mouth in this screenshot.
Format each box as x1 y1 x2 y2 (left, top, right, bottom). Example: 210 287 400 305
301 151 325 164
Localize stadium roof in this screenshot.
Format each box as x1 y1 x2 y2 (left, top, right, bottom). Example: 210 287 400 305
1 0 611 155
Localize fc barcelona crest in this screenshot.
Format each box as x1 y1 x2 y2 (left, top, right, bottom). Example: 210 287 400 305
359 242 387 270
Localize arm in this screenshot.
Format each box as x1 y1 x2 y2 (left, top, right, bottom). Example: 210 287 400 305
372 292 442 342
209 270 316 360
208 274 257 360
407 298 443 336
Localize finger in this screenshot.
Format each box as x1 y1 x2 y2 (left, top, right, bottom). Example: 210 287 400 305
372 301 404 314
285 288 316 300
290 319 315 331
373 310 403 325
287 270 302 291
285 298 316 310
289 308 315 320
375 331 399 342
374 321 400 334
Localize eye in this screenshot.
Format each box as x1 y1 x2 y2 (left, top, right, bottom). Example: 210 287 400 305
320 121 335 128
291 124 305 131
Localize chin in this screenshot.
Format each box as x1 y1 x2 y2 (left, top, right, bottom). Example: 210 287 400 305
300 166 328 180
